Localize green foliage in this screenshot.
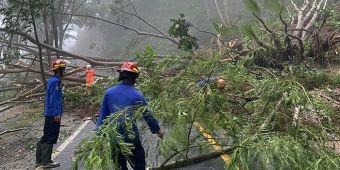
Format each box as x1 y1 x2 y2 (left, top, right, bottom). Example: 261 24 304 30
330 73 340 86
0 0 50 32
71 45 340 169
134 47 340 169
212 22 239 38
243 0 261 16
239 24 258 40
135 46 164 99
283 64 331 90
64 77 117 109
168 13 198 51
263 0 285 16
226 135 340 170
72 107 146 170
320 8 340 28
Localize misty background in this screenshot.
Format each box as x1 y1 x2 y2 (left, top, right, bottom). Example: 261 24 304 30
66 0 248 60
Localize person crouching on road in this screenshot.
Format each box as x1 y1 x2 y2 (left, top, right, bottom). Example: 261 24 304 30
97 62 164 170
35 59 66 169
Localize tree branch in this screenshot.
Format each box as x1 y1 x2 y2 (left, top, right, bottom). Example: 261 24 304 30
190 24 243 55
57 12 179 45
214 0 227 26
0 27 123 67
290 0 299 11
302 0 328 40
114 7 172 39
0 128 25 136
253 12 273 34
14 62 86 83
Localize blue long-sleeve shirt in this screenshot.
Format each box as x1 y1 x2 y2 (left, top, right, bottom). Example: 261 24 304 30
196 77 218 89
97 82 160 135
44 75 63 116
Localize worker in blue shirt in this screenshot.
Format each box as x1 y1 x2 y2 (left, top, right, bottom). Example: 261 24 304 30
97 62 164 170
35 59 66 169
196 76 226 90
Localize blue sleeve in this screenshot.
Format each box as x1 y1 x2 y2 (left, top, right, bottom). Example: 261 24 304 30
136 93 160 134
44 82 53 114
196 77 217 89
97 93 110 127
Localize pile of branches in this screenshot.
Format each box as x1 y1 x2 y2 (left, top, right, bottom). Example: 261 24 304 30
227 0 340 69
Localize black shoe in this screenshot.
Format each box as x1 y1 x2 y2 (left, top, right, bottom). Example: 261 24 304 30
41 143 60 168
41 161 60 168
35 163 41 168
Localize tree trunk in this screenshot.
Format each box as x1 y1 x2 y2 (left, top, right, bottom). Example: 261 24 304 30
51 0 60 58
29 1 47 89
42 7 52 65
57 0 65 49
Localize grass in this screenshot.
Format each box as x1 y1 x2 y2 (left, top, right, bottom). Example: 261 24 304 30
6 103 44 129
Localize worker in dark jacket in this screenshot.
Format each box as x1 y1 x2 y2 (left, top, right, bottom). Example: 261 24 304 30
97 62 164 170
35 59 66 169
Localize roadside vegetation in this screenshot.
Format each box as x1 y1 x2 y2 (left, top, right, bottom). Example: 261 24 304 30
1 0 340 169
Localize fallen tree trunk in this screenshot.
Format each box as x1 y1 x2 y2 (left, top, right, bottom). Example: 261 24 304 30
14 63 86 83
0 28 123 67
150 148 233 170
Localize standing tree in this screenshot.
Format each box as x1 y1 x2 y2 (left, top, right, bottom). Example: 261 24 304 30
0 0 51 88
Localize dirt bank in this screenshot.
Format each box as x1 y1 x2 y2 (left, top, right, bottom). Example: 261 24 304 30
0 103 83 170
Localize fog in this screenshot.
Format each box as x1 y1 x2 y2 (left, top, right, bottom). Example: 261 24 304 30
68 0 247 60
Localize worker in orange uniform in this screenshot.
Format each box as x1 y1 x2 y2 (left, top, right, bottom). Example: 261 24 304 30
84 64 95 94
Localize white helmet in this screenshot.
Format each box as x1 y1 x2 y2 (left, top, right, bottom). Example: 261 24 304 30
86 65 92 69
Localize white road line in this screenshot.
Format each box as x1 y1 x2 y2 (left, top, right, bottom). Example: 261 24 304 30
52 120 91 159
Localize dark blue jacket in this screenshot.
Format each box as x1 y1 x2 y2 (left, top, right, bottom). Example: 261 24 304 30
97 82 160 135
196 77 218 89
44 75 63 116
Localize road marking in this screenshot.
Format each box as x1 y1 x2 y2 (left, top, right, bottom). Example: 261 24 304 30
194 122 231 163
52 120 91 159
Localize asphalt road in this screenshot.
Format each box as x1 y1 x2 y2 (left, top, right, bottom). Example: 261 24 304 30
46 120 226 170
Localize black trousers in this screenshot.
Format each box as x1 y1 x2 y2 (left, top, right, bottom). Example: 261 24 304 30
115 139 146 170
40 116 61 144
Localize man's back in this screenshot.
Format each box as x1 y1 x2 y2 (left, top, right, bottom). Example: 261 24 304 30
45 75 62 116
97 82 160 135
97 82 146 126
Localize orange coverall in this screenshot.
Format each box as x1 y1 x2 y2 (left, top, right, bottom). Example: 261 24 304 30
86 69 95 84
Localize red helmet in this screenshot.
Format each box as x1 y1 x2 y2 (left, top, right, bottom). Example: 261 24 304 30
51 59 67 71
118 62 140 74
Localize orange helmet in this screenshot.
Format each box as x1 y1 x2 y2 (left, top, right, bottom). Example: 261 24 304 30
51 59 67 71
118 62 140 74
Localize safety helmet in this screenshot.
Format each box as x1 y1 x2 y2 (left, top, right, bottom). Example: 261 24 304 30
117 62 140 74
51 59 67 71
86 64 92 69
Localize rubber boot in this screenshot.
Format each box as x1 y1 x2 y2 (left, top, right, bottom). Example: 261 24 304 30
41 143 60 168
35 141 42 167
